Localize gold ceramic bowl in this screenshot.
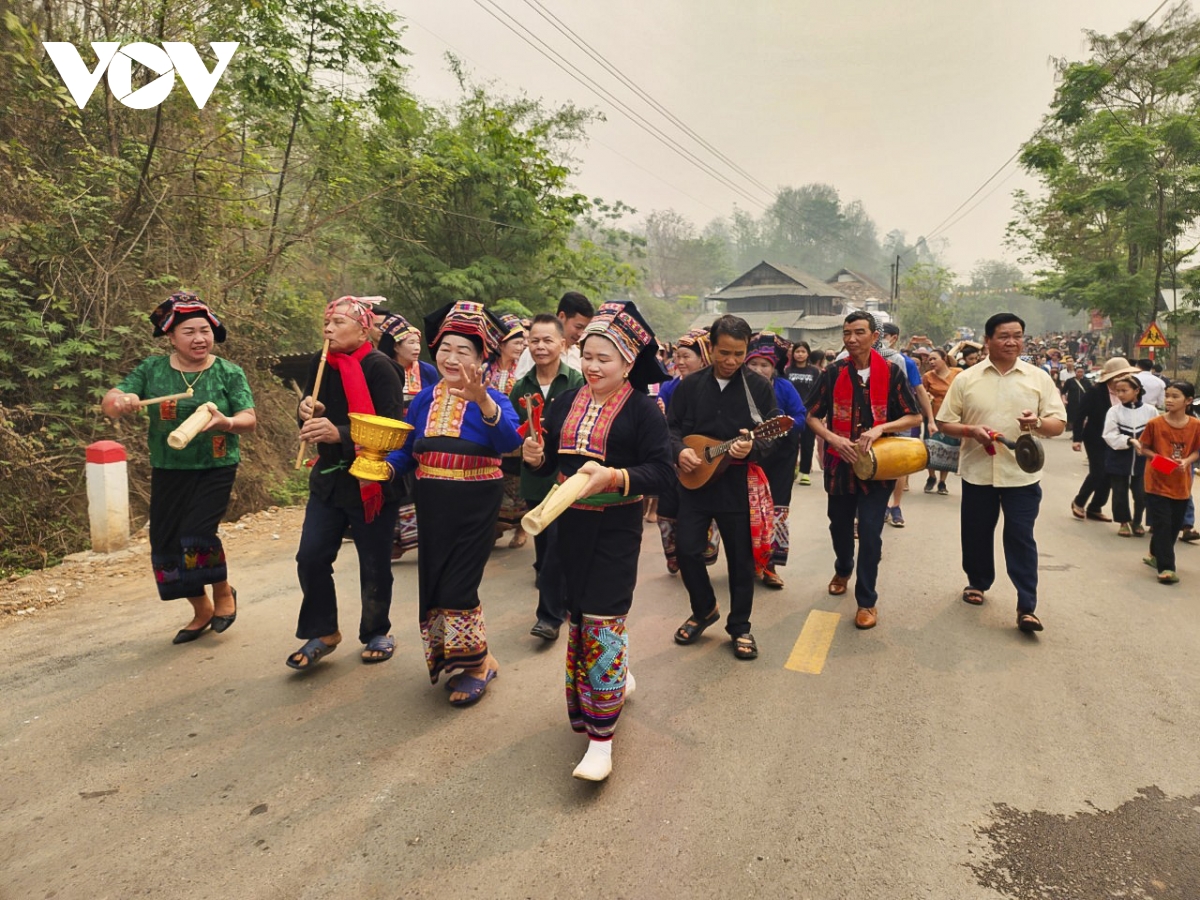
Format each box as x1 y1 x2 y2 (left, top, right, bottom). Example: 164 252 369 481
348 413 413 481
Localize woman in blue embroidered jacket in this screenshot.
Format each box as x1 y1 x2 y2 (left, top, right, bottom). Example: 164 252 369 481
522 300 673 782
743 332 807 589
386 301 521 707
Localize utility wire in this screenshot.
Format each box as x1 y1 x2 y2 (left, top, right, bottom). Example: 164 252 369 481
913 0 1175 254
470 0 770 212
519 0 776 202
405 15 727 216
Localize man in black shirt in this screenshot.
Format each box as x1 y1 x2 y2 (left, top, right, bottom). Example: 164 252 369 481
805 312 920 630
668 315 780 660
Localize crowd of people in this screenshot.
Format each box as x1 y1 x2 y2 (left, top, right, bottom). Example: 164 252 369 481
103 291 1200 782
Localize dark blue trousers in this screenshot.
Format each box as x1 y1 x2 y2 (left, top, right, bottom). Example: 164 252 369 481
961 480 1042 613
828 484 891 608
295 492 401 644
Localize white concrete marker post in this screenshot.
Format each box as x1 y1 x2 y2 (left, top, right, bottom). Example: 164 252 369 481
85 440 130 553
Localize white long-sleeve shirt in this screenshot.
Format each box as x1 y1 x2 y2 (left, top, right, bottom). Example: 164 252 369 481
1102 401 1158 475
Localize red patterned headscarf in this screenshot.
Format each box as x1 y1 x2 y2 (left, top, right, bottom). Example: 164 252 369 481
324 296 384 330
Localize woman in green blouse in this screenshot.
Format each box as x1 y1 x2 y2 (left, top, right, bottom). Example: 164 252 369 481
102 292 256 644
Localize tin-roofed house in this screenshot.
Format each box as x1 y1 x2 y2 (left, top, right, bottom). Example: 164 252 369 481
688 261 851 351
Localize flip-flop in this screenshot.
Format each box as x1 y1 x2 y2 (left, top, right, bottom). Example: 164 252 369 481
448 668 497 707
961 587 985 606
361 634 395 664
286 637 338 670
674 607 720 645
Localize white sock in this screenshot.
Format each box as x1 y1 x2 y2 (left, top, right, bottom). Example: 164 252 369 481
572 739 613 781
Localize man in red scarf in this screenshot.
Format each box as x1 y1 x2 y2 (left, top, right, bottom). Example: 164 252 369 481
805 312 921 629
288 296 406 670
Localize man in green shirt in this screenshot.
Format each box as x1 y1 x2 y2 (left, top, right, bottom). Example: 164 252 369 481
510 314 586 640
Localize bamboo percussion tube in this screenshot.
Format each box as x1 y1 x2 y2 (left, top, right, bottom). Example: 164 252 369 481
521 472 591 536
295 338 331 470
167 402 216 450
138 389 193 408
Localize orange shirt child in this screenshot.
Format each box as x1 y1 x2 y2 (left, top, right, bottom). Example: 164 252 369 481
1140 415 1200 500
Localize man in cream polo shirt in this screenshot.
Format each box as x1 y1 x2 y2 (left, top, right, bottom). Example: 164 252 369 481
937 312 1067 634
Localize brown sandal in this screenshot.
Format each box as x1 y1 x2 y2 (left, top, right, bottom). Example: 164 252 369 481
961 587 985 606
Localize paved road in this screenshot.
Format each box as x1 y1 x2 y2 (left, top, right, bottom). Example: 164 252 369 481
2 438 1199 899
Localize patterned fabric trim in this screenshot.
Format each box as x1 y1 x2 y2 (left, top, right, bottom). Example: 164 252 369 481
746 463 774 576
403 362 422 397
498 473 527 525
657 518 676 568
485 361 518 394
565 614 628 740
420 606 487 683
416 451 502 482
425 381 466 439
771 504 790 568
393 502 418 553
153 536 227 601
559 382 634 460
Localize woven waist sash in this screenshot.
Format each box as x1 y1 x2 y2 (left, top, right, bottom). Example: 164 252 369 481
416 451 502 482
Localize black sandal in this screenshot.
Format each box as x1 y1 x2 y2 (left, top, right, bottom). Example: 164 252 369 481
961 587 985 606
732 634 758 660
674 607 720 645
1017 613 1044 633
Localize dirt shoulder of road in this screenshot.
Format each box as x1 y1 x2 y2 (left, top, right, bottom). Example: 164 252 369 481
0 506 305 627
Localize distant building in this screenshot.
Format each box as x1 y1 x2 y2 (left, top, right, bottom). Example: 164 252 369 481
689 261 851 350
827 268 894 327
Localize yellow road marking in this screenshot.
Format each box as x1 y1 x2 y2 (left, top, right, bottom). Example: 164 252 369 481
784 610 841 674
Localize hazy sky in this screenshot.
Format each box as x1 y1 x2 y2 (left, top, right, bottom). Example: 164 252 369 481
390 0 1156 276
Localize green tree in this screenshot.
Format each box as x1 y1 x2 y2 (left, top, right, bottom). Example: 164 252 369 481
898 263 956 343
1009 5 1200 335
363 65 637 322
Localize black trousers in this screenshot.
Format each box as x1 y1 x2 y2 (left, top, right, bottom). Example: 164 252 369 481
1146 494 1188 573
827 485 890 608
677 500 755 636
1073 440 1110 513
798 428 816 475
295 492 401 644
1109 473 1146 527
533 523 568 627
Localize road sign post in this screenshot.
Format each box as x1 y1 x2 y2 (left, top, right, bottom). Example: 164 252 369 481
1136 322 1168 362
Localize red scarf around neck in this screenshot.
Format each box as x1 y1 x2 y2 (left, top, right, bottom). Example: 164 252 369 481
832 349 889 441
325 341 383 523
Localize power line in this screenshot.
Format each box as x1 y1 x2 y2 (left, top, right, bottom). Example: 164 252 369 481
518 0 776 202
405 15 727 216
470 0 771 212
912 0 1175 254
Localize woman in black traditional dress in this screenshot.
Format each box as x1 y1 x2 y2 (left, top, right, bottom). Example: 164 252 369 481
386 301 522 707
375 312 440 561
522 300 673 781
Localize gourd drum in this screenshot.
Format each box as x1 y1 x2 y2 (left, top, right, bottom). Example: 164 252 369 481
851 436 930 481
